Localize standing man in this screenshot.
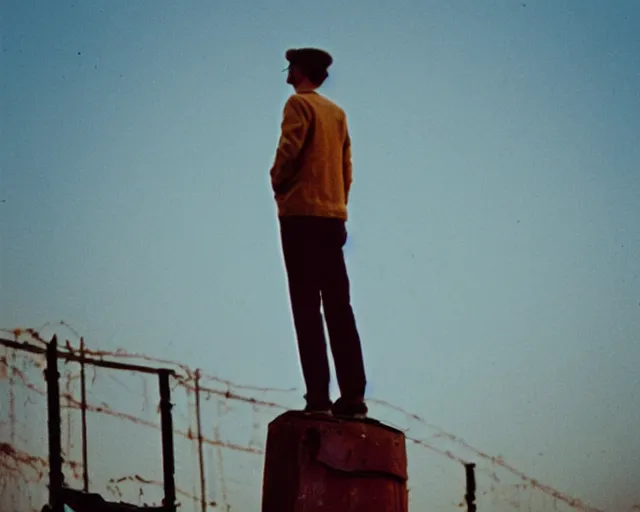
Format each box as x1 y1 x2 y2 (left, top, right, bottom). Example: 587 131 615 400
270 48 368 418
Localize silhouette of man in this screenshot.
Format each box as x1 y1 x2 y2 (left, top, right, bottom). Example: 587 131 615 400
270 48 368 418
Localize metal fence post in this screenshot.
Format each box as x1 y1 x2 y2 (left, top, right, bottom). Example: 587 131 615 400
159 369 176 511
465 462 477 512
195 369 207 512
46 336 63 512
80 337 89 492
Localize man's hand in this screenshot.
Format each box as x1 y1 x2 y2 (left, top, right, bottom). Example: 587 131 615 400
272 162 299 196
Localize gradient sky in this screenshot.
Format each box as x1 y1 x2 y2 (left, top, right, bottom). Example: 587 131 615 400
2 1 639 511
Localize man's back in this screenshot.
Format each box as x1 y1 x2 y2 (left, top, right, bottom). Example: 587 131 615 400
270 90 353 221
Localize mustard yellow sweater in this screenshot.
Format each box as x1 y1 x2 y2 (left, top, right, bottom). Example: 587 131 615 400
270 91 352 220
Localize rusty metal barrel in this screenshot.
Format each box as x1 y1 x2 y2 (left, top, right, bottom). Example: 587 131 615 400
261 411 408 512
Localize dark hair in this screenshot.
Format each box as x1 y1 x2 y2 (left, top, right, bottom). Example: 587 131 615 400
302 65 329 86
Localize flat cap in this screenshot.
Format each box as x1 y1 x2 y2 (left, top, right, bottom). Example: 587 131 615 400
285 48 333 70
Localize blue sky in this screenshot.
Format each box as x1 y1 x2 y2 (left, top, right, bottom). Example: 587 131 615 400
1 1 639 511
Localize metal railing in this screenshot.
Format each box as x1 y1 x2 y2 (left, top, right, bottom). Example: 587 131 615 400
1 336 177 512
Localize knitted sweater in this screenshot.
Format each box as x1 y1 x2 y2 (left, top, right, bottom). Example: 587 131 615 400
270 90 352 220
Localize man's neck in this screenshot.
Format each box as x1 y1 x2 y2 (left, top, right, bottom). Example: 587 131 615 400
294 82 318 94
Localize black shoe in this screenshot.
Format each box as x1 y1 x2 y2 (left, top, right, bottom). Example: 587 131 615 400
303 396 333 416
331 397 368 419
303 405 332 416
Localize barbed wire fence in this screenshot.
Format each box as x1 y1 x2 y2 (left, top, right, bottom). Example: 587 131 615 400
0 323 606 512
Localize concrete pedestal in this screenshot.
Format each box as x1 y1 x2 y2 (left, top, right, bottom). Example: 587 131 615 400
261 411 408 512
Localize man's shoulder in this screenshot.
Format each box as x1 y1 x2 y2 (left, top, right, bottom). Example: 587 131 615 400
285 93 307 106
307 92 347 117
284 92 347 121
282 93 315 118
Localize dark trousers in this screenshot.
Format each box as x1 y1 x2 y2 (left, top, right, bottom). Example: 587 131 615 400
279 215 367 407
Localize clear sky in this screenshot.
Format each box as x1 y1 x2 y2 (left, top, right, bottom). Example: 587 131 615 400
1 0 639 511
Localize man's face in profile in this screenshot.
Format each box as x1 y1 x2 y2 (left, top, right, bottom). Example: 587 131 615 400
286 64 304 86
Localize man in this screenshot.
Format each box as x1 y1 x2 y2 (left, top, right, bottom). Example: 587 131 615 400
269 47 368 418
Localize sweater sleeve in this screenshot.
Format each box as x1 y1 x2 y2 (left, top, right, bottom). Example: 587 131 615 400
270 95 312 194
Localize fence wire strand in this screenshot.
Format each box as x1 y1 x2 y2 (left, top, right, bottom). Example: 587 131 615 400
0 325 611 512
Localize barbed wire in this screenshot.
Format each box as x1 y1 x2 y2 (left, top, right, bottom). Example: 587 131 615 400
0 325 608 512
